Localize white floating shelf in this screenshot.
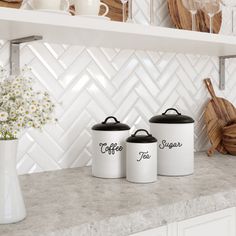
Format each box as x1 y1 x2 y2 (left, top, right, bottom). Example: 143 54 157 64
1 7 236 56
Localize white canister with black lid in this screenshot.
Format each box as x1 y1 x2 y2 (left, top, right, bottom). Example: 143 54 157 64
149 108 194 176
126 129 157 183
92 116 130 178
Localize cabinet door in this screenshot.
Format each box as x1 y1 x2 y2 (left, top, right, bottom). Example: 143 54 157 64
177 208 236 236
130 225 167 236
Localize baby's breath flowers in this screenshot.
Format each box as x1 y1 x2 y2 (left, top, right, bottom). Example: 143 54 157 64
0 66 56 140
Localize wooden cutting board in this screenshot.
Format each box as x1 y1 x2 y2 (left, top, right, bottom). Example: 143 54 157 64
167 0 222 33
204 78 236 156
223 120 236 155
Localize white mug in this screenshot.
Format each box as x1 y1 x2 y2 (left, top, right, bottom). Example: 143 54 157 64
74 0 109 16
32 0 70 11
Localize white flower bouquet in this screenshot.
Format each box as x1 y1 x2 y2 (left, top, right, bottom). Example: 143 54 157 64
0 67 56 140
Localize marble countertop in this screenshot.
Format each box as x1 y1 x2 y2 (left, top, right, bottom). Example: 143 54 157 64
1 152 236 236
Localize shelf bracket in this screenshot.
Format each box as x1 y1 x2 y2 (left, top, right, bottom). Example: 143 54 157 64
10 35 43 75
219 55 236 90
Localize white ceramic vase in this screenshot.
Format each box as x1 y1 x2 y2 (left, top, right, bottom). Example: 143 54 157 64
0 140 26 224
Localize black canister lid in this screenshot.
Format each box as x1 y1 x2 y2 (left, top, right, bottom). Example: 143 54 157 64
149 108 194 124
92 116 130 131
126 129 157 143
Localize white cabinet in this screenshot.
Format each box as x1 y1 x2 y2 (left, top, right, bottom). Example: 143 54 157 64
130 226 167 236
178 208 236 236
129 208 236 236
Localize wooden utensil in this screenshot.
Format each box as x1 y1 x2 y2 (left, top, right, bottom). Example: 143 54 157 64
204 78 236 156
167 0 222 33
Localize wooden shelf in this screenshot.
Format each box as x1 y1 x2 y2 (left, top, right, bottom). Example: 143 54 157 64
1 7 236 56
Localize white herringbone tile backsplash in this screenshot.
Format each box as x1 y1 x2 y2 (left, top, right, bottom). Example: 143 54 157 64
1 1 236 174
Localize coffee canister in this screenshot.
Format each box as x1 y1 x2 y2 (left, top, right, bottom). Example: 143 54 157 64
91 116 130 178
126 129 157 183
149 108 194 176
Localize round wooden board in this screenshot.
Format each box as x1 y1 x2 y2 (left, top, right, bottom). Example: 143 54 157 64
204 79 236 156
223 122 236 155
167 0 222 33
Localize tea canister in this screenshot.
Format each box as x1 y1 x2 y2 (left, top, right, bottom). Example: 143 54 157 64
149 108 194 176
92 116 130 178
126 129 157 183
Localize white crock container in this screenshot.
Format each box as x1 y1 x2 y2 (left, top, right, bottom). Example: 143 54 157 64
126 129 157 183
149 108 194 176
92 116 130 178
